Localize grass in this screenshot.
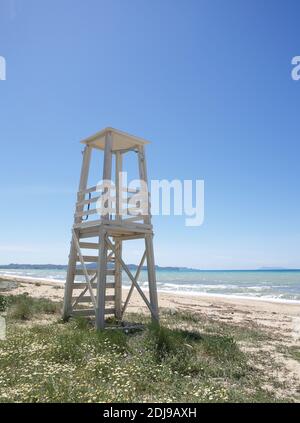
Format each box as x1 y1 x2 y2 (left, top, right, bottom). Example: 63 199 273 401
278 345 300 363
0 293 295 403
2 294 61 320
289 347 300 362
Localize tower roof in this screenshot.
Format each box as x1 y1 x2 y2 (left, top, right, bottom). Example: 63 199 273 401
81 127 150 151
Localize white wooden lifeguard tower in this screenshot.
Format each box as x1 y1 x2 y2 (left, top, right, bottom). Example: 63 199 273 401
62 127 159 329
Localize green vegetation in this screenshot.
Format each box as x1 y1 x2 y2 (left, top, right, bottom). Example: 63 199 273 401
289 347 300 362
0 294 294 403
3 294 61 320
278 345 300 363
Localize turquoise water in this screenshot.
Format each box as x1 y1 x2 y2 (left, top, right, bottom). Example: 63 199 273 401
1 268 300 302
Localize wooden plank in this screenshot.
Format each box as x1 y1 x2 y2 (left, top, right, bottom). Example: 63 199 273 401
114 239 122 320
104 308 116 315
73 282 97 289
75 269 97 275
72 295 115 303
72 296 92 303
74 220 103 229
122 187 140 194
105 295 115 302
137 145 150 225
72 282 115 289
79 242 99 249
104 222 153 233
123 215 144 223
116 151 123 221
118 234 145 241
114 146 136 154
75 208 98 218
96 131 113 330
79 231 99 239
80 127 149 150
145 233 159 322
78 185 98 195
115 151 123 320
75 268 115 275
105 221 152 230
79 230 114 243
138 144 159 323
76 255 98 262
76 195 101 207
72 308 115 316
101 130 113 221
72 308 95 316
74 218 152 232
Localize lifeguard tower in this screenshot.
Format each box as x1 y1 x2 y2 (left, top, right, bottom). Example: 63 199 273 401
62 127 159 329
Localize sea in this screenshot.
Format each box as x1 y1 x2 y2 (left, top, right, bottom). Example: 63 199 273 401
1 268 300 303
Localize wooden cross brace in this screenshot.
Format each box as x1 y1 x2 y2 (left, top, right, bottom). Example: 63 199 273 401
121 250 146 317
105 235 155 318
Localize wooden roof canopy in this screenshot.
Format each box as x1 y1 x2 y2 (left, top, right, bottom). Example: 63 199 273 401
81 127 150 152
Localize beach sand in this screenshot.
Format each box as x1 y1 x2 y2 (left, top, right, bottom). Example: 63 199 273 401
1 273 300 398
1 273 299 334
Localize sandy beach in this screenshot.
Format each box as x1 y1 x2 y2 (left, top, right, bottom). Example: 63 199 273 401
1 273 300 338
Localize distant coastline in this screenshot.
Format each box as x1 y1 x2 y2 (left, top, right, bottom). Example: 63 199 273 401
0 263 299 272
0 263 201 272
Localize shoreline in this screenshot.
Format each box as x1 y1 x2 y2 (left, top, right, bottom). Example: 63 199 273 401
158 288 300 305
1 273 300 307
1 273 300 354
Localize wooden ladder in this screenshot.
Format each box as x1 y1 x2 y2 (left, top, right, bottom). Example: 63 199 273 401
64 229 121 321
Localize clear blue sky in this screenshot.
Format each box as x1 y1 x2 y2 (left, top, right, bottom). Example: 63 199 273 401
0 0 300 269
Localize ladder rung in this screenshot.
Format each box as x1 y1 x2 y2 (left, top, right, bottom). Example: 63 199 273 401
75 269 115 275
104 308 115 315
72 308 95 316
78 232 99 239
105 295 115 302
79 242 99 249
75 269 97 275
72 308 115 316
72 282 115 289
72 295 115 303
78 229 114 245
76 208 98 218
78 185 98 195
77 255 98 262
73 282 97 288
75 269 114 275
77 195 100 206
72 297 93 303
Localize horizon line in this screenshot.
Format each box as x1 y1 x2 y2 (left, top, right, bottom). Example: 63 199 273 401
0 264 300 272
